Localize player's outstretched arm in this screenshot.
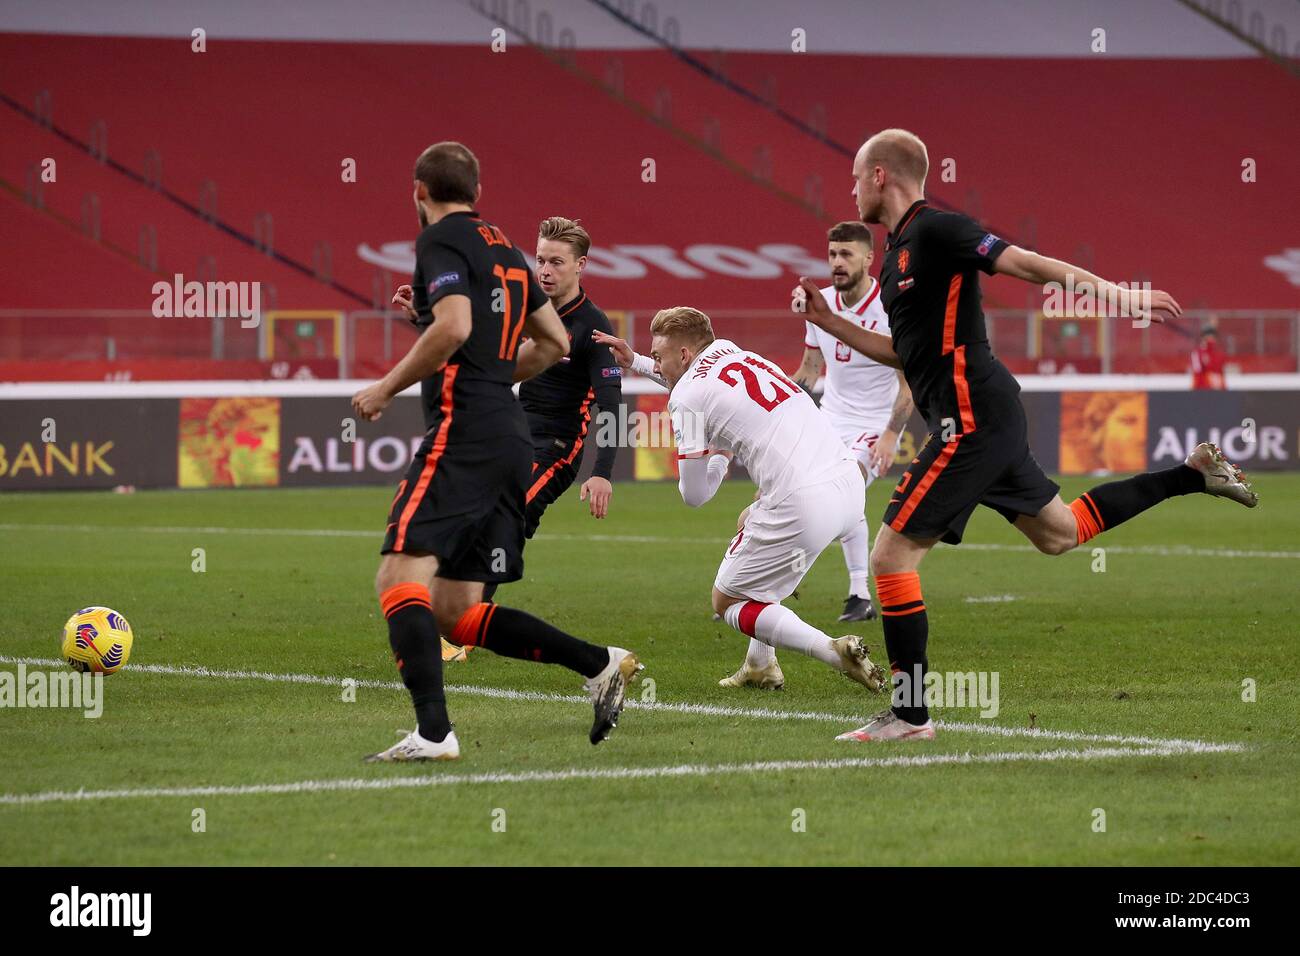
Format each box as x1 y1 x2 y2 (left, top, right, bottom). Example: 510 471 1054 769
352 294 472 420
993 246 1182 324
591 329 634 368
512 301 570 382
796 278 901 369
593 330 670 389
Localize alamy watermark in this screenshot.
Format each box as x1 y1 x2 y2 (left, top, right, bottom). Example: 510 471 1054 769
592 405 707 450
1 664 103 718
50 886 151 935
892 665 1000 718
151 273 261 328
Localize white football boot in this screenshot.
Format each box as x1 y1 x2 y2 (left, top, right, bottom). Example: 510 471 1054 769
718 659 785 690
1185 441 1258 507
364 728 461 762
832 636 888 692
584 647 642 744
835 709 936 742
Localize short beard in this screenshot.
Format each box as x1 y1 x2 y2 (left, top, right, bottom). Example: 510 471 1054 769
833 270 863 290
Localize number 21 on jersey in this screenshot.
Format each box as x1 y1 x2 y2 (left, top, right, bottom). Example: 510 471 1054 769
719 356 799 412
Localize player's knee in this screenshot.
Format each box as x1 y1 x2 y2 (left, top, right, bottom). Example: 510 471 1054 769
374 560 398 597
432 594 473 636
869 544 901 578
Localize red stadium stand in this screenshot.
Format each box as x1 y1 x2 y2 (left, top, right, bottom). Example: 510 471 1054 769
0 32 1296 379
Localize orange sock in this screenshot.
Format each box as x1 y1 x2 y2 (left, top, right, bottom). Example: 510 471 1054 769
1069 494 1105 545
451 602 496 648
379 582 430 618
875 571 925 617
378 582 449 739
875 571 929 724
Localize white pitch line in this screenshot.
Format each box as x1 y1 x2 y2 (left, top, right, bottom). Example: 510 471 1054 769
0 655 1244 754
0 744 1234 807
0 522 378 540
0 522 1295 558
0 523 724 544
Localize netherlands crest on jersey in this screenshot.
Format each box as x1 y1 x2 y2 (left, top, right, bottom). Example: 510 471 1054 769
897 249 910 273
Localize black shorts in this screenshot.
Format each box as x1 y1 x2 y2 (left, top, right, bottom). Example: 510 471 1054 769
524 433 586 538
882 402 1059 545
381 432 530 583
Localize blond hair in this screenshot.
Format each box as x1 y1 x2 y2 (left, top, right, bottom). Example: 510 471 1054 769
650 306 715 350
863 128 929 187
538 216 591 258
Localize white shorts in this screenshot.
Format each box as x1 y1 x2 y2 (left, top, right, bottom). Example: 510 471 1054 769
714 463 866 604
824 411 888 484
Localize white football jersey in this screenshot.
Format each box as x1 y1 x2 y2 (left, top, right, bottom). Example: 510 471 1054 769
804 279 899 428
670 338 853 503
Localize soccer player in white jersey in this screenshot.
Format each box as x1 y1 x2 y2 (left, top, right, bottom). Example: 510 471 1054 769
593 308 887 694
792 221 914 623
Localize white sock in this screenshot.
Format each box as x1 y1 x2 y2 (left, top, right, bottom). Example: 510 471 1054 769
840 515 871 598
724 601 841 670
722 605 779 667
744 638 776 669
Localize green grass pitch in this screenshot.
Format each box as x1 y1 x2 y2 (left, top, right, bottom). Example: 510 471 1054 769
1 474 1297 865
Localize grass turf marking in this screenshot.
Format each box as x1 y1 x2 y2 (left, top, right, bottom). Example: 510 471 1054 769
0 655 1246 755
0 743 1243 807
1 523 1296 559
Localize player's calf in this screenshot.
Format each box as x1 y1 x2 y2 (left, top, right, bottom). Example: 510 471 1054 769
717 595 886 691
1013 499 1079 555
716 623 785 689
445 598 641 744
1028 443 1258 556
375 579 453 753
446 601 606 675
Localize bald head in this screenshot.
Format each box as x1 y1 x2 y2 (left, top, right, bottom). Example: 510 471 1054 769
851 128 929 226
860 129 929 188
